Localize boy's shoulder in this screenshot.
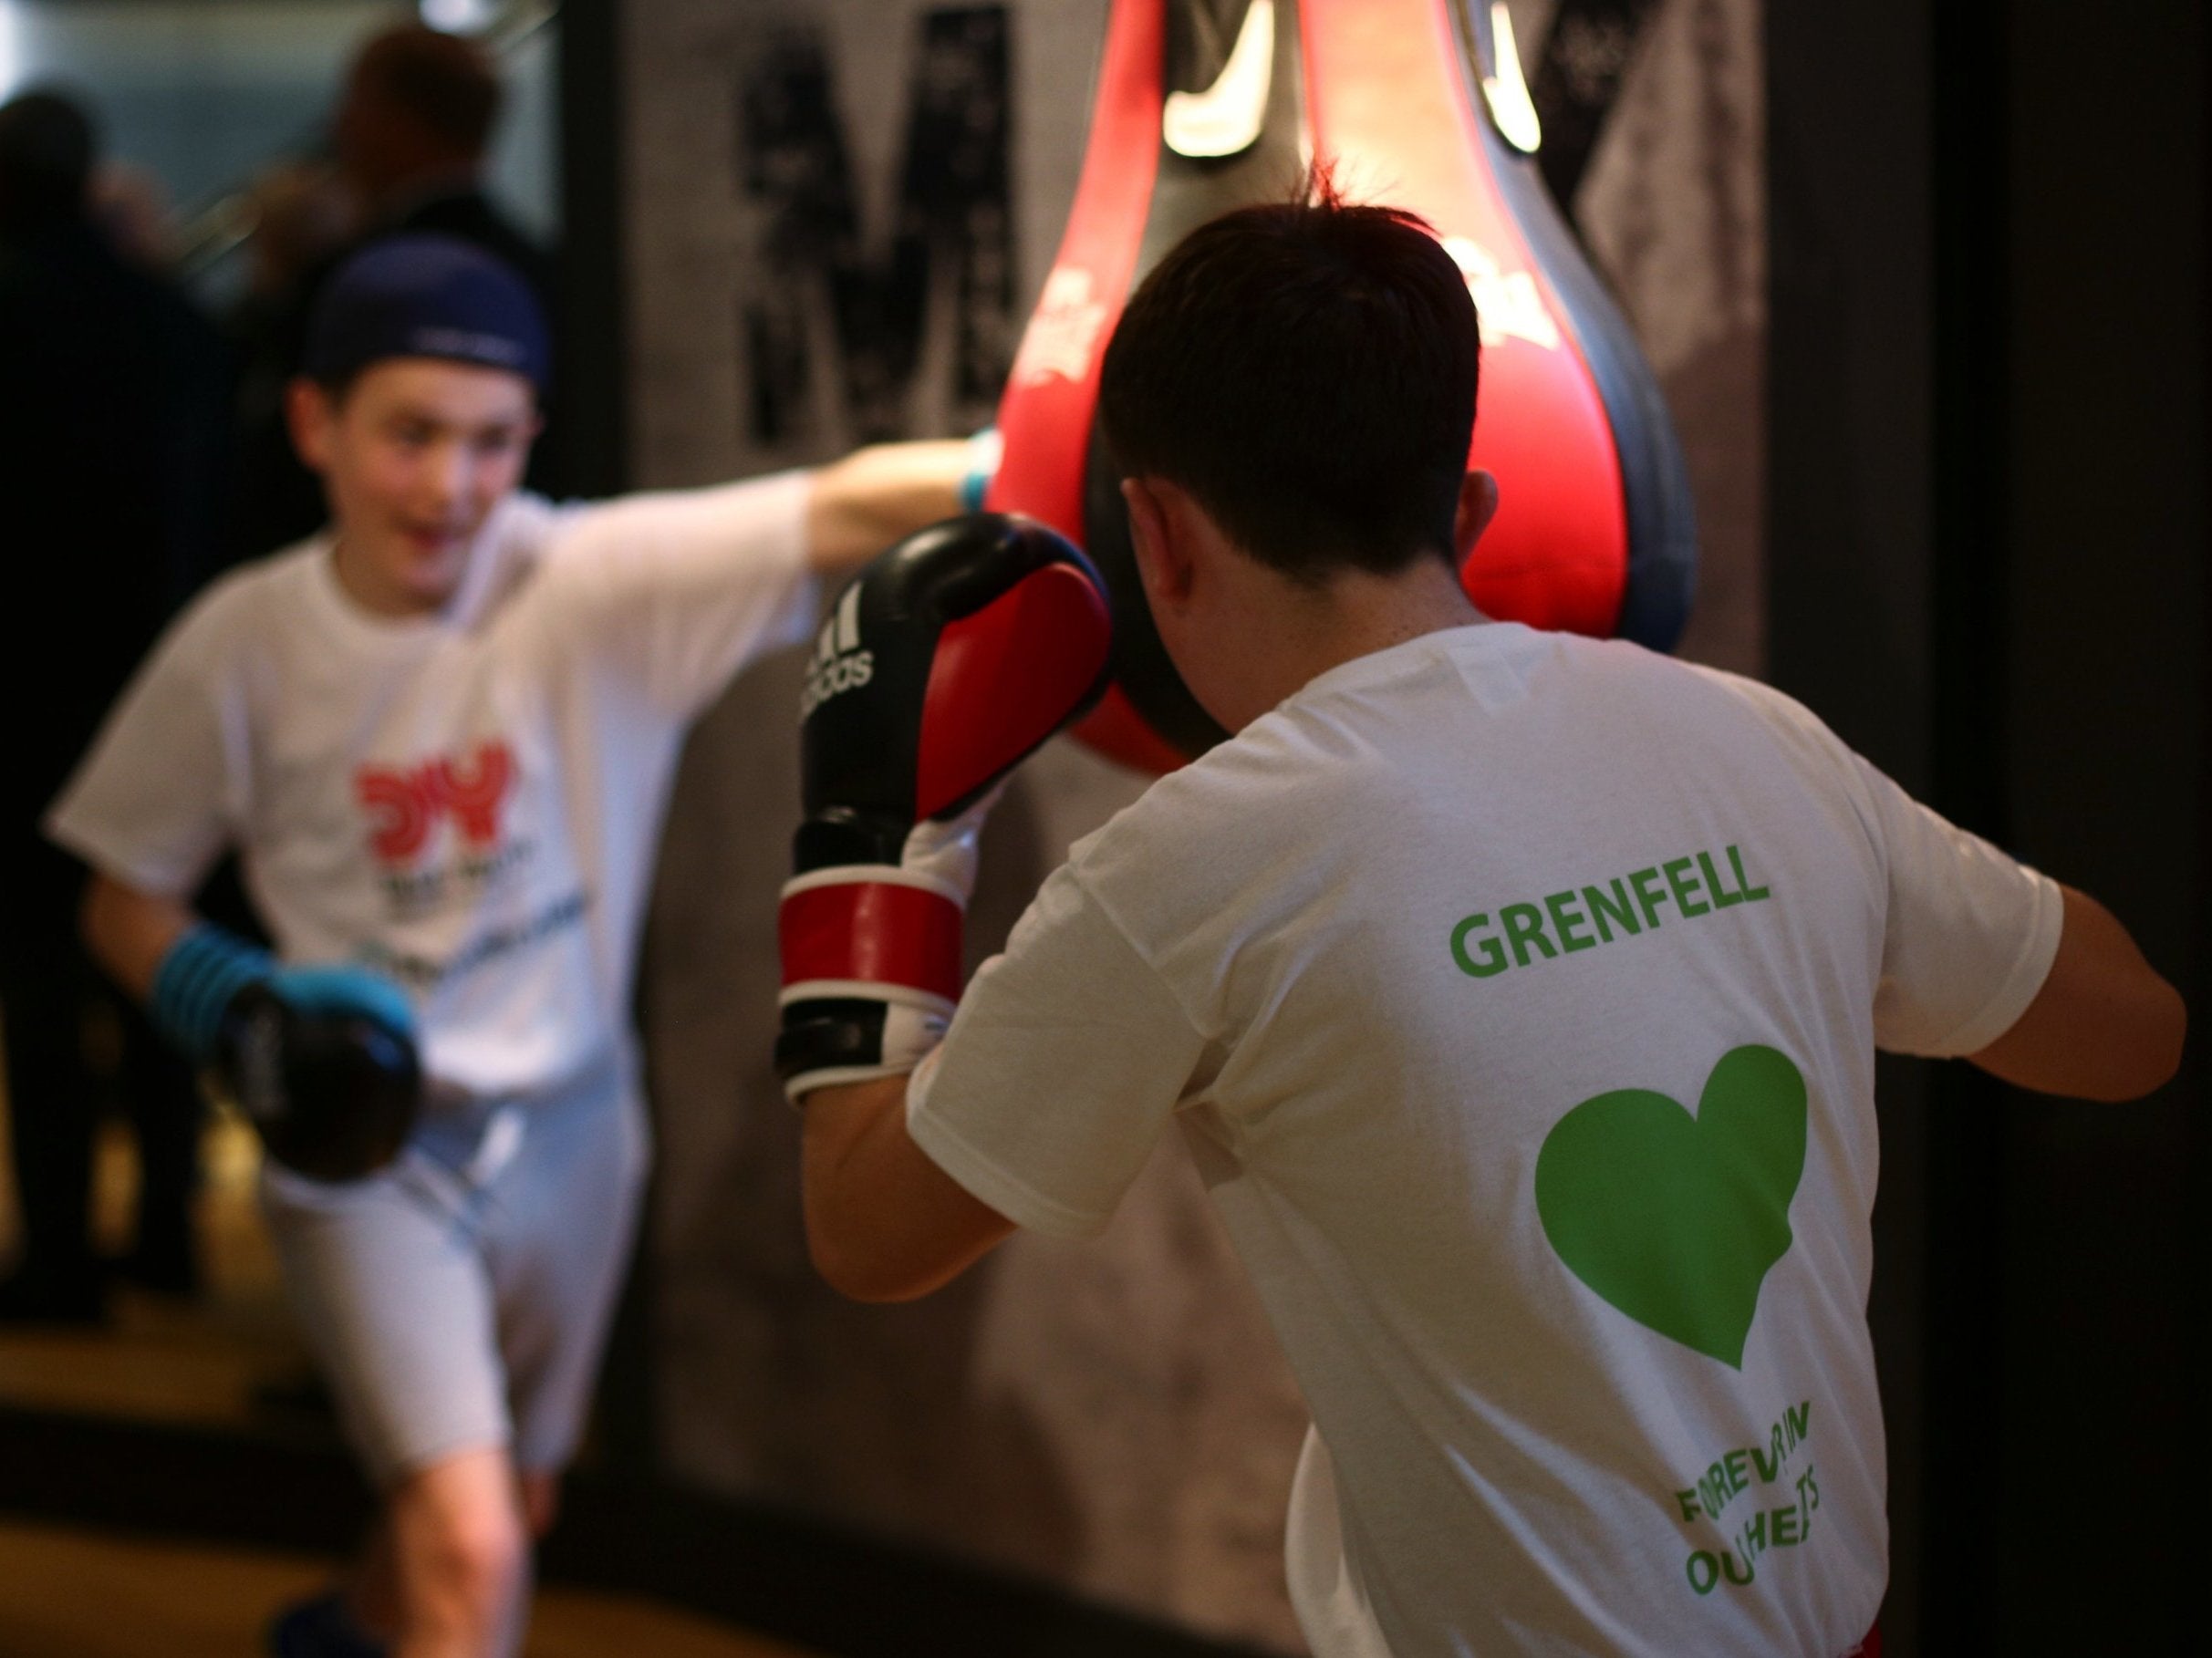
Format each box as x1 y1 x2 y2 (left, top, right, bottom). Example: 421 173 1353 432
1441 622 1849 758
1062 626 1850 907
1059 648 1426 918
172 537 331 644
455 489 657 613
497 488 610 561
489 488 566 546
439 491 566 625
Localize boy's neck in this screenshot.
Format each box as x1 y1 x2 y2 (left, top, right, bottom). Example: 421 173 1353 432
1307 553 1487 668
1229 554 1485 728
328 534 453 619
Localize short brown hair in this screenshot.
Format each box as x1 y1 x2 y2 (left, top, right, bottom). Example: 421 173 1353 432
1098 169 1480 584
348 26 501 158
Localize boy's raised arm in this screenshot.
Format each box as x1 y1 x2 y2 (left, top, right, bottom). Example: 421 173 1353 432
803 439 984 576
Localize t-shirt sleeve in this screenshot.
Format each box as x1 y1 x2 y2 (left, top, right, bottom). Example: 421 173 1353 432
1853 752 2065 1057
906 864 1217 1240
533 471 820 719
44 591 246 898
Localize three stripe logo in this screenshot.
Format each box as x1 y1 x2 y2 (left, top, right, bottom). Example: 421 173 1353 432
801 583 875 719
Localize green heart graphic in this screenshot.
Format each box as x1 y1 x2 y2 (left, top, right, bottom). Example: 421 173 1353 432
1534 1044 1807 1368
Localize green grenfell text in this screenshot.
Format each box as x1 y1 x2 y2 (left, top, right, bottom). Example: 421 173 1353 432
1449 844 1771 980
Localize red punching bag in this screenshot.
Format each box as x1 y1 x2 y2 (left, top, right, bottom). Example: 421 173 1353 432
989 0 1697 773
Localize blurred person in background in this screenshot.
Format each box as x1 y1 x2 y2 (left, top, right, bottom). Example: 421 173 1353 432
0 87 234 1321
88 160 178 272
53 232 992 1658
225 159 357 561
228 158 356 369
229 23 561 565
330 22 548 293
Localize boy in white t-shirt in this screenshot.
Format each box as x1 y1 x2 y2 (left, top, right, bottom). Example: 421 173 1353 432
778 188 2185 1654
47 233 990 1658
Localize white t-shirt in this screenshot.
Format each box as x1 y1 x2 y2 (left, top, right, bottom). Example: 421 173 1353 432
909 622 2061 1657
48 478 816 1099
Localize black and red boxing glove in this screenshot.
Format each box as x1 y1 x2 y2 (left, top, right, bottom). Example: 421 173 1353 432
775 513 1113 1100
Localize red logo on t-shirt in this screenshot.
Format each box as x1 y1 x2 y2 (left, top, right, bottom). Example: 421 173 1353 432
355 740 514 864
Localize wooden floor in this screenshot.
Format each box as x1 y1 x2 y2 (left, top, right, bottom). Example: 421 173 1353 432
0 1518 816 1658
0 1037 825 1656
0 1107 315 1427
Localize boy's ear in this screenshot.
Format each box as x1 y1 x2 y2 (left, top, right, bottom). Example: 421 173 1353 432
1123 477 1195 609
286 377 337 474
1453 469 1501 565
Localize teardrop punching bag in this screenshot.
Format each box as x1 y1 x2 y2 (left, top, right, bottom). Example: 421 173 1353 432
988 0 1698 773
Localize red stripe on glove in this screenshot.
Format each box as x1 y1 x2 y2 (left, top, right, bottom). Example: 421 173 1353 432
779 879 964 1003
916 562 1114 822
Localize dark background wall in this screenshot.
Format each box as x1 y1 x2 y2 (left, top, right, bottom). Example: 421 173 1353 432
1769 2 2207 1651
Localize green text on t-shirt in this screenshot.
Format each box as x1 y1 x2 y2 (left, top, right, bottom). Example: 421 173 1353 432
1670 1398 1820 1596
1449 844 1771 979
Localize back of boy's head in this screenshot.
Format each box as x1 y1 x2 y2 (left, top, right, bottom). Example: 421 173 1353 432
0 88 96 237
1097 171 1480 585
305 232 550 399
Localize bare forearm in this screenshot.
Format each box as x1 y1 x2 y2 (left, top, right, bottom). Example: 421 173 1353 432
1968 884 2186 1102
803 440 971 578
802 1073 1015 1301
81 874 194 1002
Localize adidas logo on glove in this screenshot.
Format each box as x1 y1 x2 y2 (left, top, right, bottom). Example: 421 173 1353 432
800 583 875 719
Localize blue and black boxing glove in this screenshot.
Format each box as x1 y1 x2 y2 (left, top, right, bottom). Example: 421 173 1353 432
151 925 422 1183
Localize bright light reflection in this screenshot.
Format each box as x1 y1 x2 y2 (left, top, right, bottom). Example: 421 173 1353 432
0 4 21 103
421 0 497 35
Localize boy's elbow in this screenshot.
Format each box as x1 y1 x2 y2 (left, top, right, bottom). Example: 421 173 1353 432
78 873 138 979
804 1209 937 1304
2129 979 2186 1100
813 1254 940 1305
2078 975 2187 1103
78 874 112 951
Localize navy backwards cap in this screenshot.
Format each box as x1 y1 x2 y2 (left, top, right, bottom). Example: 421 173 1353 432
305 233 550 392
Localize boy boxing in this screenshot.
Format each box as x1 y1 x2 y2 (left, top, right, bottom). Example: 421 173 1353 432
50 233 989 1657
782 186 2183 1654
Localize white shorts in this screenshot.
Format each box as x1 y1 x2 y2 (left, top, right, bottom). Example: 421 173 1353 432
258 1049 649 1487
